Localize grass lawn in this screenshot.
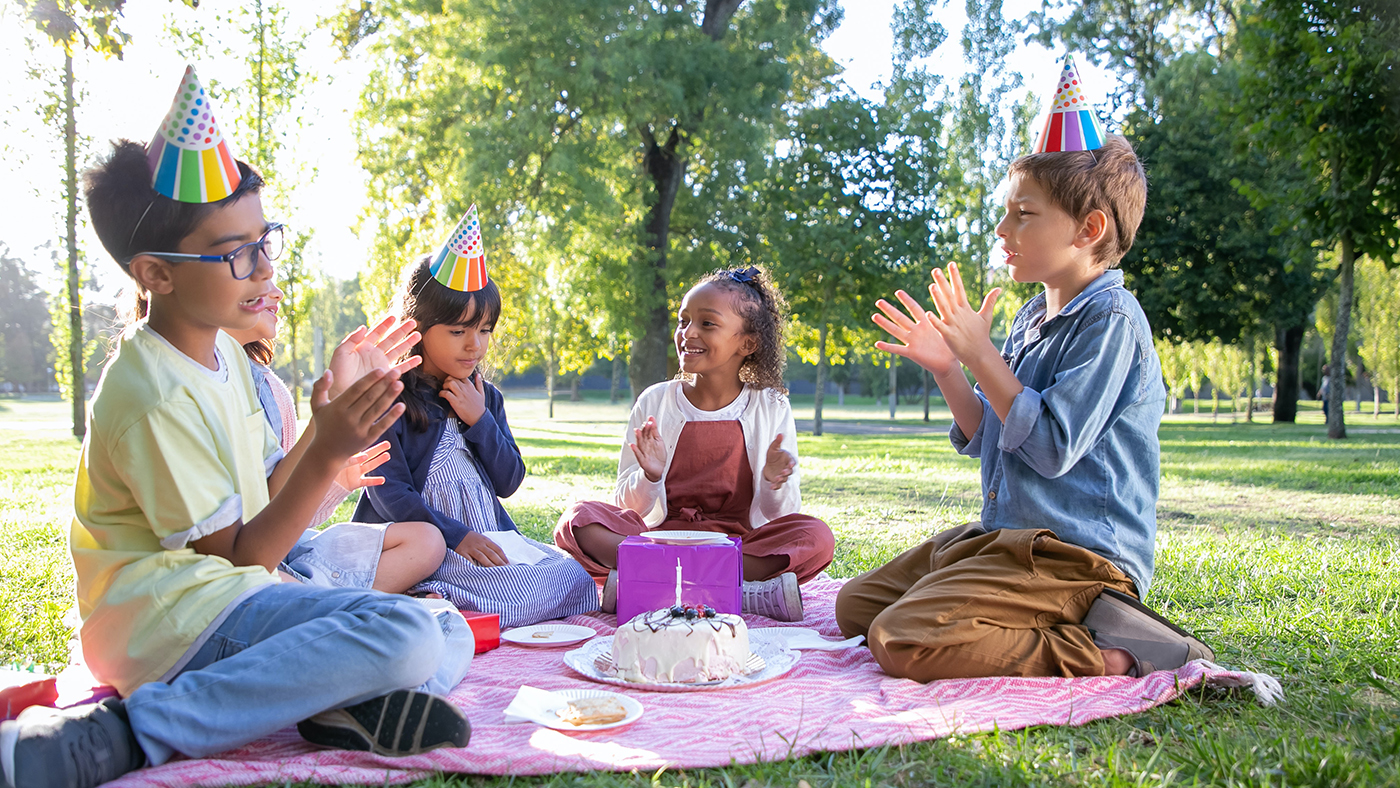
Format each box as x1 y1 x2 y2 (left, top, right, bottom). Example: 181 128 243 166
2 392 1398 786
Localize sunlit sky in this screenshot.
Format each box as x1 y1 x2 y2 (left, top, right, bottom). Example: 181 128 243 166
0 0 1099 302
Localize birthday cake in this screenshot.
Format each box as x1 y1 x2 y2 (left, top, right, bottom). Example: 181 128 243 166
612 605 750 684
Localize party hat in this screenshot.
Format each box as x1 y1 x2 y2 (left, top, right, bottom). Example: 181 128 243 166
146 66 242 203
429 204 490 292
1032 56 1108 154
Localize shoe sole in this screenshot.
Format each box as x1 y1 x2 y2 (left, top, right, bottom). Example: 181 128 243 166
1094 589 1215 661
601 571 617 614
297 690 469 757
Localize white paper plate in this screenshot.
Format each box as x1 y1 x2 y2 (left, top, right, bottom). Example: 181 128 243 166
639 530 732 545
501 623 597 647
531 689 644 731
562 630 799 692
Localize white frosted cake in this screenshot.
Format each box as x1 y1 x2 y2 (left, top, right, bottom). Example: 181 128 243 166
612 606 750 684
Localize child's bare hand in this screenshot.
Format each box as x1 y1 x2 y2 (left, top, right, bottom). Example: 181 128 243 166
440 373 487 426
873 289 959 376
308 369 405 462
326 316 422 399
455 532 508 566
762 434 795 490
927 262 1001 364
334 441 392 490
629 416 667 482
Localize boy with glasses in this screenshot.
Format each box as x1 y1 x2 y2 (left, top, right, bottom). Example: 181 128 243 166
1 68 473 788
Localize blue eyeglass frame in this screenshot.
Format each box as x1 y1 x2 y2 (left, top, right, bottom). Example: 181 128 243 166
126 223 286 280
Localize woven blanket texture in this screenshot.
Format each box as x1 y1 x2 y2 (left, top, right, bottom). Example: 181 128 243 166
104 576 1270 787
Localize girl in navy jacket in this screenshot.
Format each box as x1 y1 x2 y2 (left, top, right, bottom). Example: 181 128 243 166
352 258 598 626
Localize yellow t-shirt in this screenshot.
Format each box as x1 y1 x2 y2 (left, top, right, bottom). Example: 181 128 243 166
70 325 283 696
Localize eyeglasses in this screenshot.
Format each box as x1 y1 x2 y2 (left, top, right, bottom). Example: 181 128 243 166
127 224 285 280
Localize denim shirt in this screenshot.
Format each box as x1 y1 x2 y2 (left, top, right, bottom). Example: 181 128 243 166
950 269 1164 595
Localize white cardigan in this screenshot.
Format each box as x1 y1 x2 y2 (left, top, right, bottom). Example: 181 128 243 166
614 380 802 528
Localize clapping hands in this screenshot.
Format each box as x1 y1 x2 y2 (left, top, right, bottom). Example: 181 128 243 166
874 262 1000 373
630 416 667 482
326 316 422 400
762 434 795 490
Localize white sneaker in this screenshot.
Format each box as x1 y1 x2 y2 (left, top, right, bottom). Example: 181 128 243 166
741 572 803 621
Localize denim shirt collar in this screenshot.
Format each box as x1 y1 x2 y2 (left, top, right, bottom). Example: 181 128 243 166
1019 269 1125 333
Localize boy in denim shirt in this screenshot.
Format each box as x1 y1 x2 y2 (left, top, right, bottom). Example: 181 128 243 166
839 131 1213 681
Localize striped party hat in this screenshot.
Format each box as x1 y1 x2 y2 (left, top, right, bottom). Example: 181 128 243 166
429 204 490 292
146 66 242 203
1032 56 1108 154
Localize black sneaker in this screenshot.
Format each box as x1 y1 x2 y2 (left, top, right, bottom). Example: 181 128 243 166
2 697 146 788
296 690 469 757
1083 589 1215 676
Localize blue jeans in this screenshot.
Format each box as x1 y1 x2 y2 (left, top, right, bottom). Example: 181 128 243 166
123 583 474 765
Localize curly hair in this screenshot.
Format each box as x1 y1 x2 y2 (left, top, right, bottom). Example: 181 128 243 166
685 266 788 393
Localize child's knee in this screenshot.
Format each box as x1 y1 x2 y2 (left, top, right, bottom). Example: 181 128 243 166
388 521 446 562
834 579 875 638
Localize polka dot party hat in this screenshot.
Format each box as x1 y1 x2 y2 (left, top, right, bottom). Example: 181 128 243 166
429 204 490 292
146 66 243 203
1032 55 1108 154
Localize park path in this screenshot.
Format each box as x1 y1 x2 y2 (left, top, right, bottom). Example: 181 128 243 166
795 419 948 435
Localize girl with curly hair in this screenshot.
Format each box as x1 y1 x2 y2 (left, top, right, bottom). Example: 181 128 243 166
554 266 834 622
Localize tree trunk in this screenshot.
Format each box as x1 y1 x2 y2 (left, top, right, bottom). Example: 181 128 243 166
1327 233 1352 439
814 320 828 437
610 356 622 404
1193 390 1200 414
923 367 930 422
1374 380 1381 417
570 377 582 402
837 382 844 406
888 355 897 419
64 52 84 439
1245 346 1256 424
1394 375 1398 421
546 356 556 419
1272 323 1303 423
629 126 684 397
1212 391 1219 422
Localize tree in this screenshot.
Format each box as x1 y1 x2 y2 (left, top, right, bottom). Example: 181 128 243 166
1356 257 1400 419
1155 336 1189 414
0 246 55 392
1238 0 1400 438
17 0 199 437
1203 340 1248 422
1124 51 1325 423
341 0 841 395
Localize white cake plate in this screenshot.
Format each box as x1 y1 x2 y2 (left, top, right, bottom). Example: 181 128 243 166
562 630 799 692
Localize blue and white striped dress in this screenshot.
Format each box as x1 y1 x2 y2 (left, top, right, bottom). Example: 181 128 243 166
411 416 599 627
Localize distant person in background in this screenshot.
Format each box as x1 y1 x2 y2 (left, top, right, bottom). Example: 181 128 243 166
1319 364 1331 420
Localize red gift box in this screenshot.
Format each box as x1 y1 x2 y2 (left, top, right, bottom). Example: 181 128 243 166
616 536 742 623
460 611 500 653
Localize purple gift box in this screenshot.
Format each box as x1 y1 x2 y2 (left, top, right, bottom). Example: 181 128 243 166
616 536 742 623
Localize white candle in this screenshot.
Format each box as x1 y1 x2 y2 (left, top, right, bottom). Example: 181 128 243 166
675 559 683 608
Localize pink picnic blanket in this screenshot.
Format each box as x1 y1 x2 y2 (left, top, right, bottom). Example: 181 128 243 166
107 576 1276 787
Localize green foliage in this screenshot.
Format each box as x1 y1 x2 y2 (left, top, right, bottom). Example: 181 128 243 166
16 0 199 57
0 247 56 391
343 0 842 392
1356 257 1400 415
1125 51 1325 346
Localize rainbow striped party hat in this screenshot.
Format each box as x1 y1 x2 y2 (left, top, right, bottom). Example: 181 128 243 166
146 66 243 203
429 204 490 292
1032 56 1108 154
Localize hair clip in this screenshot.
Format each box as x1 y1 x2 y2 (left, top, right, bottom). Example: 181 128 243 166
727 266 760 285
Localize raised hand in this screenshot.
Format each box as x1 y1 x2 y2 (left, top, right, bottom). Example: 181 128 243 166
630 416 667 482
762 434 795 490
440 372 487 426
326 315 422 400
455 532 509 567
926 262 1001 365
873 289 960 376
334 440 393 490
307 368 406 462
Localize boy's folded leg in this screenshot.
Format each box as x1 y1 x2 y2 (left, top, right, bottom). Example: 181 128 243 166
2 697 145 788
123 584 456 765
297 689 469 756
834 522 984 639
1082 589 1215 676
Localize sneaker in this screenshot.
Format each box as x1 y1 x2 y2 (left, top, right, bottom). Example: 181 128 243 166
297 689 469 757
1082 589 1215 676
600 570 618 614
1 697 146 788
742 572 803 622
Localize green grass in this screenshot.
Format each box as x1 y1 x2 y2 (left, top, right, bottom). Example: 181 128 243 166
3 394 1399 786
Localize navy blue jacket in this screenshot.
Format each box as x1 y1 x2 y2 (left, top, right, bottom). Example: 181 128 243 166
352 376 524 548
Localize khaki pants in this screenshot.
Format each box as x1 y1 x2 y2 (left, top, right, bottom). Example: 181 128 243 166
835 524 1137 681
